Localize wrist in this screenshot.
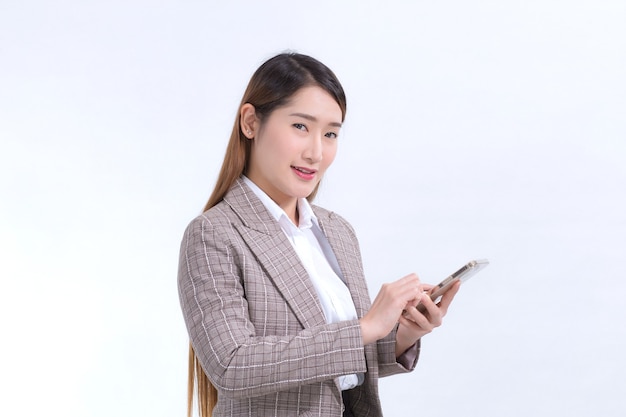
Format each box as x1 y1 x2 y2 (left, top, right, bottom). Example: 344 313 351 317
359 317 379 345
395 324 419 357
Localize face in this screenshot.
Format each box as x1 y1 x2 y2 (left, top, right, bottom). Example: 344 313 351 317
244 86 343 215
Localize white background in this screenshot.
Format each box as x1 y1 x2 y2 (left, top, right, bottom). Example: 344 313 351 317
1 1 624 416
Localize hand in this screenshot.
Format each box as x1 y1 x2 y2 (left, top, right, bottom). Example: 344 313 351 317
359 273 425 345
395 280 461 356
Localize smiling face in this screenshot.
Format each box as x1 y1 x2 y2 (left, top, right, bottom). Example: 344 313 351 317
242 85 343 219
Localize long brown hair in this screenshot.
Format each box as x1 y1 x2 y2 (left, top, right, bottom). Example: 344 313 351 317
187 52 347 417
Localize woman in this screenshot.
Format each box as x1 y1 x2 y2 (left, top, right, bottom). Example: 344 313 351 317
177 52 459 417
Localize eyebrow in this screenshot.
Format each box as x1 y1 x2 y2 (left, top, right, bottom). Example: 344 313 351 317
289 112 343 128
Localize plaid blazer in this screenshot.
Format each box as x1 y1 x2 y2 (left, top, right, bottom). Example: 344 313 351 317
178 178 419 416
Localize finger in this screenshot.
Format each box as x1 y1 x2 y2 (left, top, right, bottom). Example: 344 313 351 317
398 274 424 302
398 313 434 334
403 303 434 330
379 278 420 306
418 294 444 327
437 281 461 313
399 313 422 333
398 314 418 329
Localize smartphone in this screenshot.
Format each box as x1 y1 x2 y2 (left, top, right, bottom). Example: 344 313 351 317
416 259 489 313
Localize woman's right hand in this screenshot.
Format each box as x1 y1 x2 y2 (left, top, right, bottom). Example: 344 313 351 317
359 273 424 345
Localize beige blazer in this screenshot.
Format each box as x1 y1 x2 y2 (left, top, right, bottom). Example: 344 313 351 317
178 178 419 416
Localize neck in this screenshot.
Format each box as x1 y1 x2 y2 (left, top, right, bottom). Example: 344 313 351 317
283 200 299 227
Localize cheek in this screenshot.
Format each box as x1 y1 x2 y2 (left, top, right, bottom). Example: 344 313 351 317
255 132 283 160
322 142 338 167
262 128 295 156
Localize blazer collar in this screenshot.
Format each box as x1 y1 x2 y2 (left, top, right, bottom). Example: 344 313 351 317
223 178 328 328
223 177 284 236
222 177 369 325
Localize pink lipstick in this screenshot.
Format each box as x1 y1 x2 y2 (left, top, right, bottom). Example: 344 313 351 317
291 165 317 180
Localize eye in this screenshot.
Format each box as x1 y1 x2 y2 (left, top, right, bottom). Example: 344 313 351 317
293 123 307 131
325 131 338 139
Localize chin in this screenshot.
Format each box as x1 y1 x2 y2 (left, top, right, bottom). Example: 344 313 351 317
284 180 321 201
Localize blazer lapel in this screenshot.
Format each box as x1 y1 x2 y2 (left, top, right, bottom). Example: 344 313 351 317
223 179 327 329
314 209 371 319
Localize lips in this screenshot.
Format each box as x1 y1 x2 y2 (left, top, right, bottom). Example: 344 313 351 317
292 166 316 174
291 165 317 180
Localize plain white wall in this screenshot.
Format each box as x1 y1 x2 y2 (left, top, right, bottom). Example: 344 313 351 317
1 1 624 416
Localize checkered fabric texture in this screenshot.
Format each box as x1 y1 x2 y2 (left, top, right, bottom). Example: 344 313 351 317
178 178 419 416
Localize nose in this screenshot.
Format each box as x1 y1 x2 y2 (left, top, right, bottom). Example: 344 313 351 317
303 133 323 163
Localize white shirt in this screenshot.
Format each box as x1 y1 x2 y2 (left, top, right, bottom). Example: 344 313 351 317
243 177 361 390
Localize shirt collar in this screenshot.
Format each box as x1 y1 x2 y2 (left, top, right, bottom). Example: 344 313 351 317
242 176 317 230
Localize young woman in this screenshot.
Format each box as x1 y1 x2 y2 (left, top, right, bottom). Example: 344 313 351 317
177 52 459 417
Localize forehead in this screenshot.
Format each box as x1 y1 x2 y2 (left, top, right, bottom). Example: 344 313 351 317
279 86 343 121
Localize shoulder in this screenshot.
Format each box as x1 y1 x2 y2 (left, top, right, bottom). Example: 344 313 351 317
184 179 251 234
182 200 237 240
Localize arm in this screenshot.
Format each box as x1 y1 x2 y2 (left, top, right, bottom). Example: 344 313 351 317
177 214 367 399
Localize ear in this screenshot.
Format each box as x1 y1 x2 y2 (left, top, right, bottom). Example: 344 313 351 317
240 103 258 139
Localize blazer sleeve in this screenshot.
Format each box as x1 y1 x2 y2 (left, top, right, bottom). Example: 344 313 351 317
177 213 368 400
376 330 420 377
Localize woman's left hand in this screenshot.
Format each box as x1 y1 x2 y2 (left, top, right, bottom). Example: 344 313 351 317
395 281 461 357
